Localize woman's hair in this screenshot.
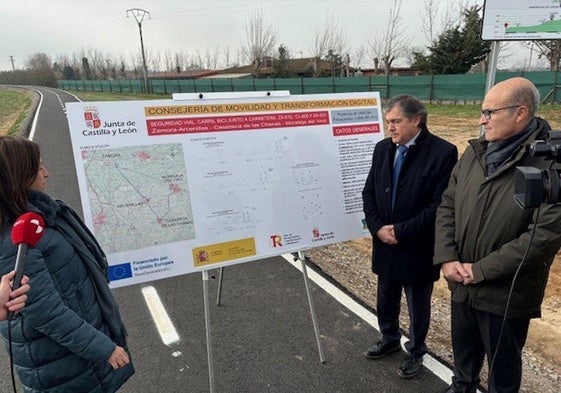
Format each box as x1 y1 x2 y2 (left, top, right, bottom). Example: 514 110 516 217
0 136 41 227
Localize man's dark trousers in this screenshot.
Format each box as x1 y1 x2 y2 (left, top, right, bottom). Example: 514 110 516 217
450 301 530 393
377 276 433 358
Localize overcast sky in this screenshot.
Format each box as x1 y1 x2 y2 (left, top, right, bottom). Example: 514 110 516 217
0 0 535 72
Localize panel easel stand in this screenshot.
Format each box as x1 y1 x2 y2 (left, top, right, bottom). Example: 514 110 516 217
215 251 325 358
172 91 325 393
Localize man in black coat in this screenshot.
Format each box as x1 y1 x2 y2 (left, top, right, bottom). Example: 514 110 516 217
362 95 457 379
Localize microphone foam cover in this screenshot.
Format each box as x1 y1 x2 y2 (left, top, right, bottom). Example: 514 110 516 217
11 212 45 247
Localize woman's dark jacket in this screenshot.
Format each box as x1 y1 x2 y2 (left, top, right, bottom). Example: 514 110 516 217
0 190 134 392
363 126 458 284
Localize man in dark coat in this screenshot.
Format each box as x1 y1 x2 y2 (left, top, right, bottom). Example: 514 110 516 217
435 77 561 393
362 95 457 379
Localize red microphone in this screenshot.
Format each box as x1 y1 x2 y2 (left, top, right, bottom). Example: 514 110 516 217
10 212 45 294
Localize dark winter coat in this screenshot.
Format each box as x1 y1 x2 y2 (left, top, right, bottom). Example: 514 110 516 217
434 117 561 318
363 126 458 284
0 191 134 392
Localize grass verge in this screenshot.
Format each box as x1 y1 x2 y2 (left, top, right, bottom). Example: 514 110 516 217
0 87 33 135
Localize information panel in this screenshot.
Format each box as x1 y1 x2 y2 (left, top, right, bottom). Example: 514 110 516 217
66 92 383 288
482 0 561 40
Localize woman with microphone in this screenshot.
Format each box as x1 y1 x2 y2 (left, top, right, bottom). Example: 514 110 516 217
0 135 134 392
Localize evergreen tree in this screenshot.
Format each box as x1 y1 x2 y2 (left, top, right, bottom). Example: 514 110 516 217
82 57 93 80
412 5 491 74
273 45 291 78
62 65 79 80
325 49 344 77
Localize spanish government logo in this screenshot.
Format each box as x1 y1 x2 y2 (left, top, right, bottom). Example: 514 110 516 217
83 106 101 129
196 250 209 264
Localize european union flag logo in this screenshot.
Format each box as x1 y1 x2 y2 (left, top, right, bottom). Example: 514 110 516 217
108 263 133 281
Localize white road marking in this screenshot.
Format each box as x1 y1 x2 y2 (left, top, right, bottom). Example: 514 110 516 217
282 253 458 387
142 285 180 346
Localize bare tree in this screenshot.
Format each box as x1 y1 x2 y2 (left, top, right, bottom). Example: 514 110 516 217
441 0 473 32
147 49 162 72
196 47 220 70
310 15 350 77
523 40 561 71
351 45 367 71
223 47 231 68
162 50 175 72
368 0 408 75
128 53 142 77
53 53 72 75
174 52 183 72
241 9 277 77
78 48 113 79
26 53 52 70
310 15 349 59
416 0 477 64
234 48 243 67
174 50 191 71
421 0 439 44
194 51 204 69
420 0 476 46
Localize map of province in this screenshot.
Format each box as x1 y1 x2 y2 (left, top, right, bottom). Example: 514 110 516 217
82 143 195 253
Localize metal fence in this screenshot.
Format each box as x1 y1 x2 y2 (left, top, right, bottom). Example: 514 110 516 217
58 70 561 103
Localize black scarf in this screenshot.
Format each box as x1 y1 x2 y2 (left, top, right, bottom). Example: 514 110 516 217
485 118 537 176
28 190 128 347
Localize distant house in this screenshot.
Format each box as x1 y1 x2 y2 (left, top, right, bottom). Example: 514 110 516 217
358 67 421 77
139 60 419 81
147 69 218 80
213 56 353 79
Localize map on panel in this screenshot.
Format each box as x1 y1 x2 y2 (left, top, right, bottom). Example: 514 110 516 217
82 143 195 253
482 0 561 40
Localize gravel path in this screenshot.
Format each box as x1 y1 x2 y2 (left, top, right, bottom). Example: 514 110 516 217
306 241 561 393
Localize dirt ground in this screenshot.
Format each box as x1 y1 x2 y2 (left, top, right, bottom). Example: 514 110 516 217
307 114 561 393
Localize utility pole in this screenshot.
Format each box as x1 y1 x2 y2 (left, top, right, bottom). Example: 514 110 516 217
9 56 15 70
126 8 150 94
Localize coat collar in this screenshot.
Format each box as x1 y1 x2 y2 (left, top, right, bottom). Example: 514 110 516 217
27 190 59 227
468 117 551 175
391 125 430 153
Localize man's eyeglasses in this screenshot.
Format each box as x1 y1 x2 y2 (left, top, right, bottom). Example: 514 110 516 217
480 105 520 121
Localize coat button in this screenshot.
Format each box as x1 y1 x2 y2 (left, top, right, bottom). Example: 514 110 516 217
385 187 390 193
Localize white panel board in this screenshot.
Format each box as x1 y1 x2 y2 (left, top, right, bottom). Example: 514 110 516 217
65 92 384 287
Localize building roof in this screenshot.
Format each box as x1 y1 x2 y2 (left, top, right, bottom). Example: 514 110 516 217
147 69 217 79
200 73 253 79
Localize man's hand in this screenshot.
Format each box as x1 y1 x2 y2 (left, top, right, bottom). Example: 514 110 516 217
461 263 475 285
441 261 471 283
376 225 398 245
107 346 130 369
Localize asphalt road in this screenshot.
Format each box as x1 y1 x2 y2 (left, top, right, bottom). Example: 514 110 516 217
0 87 453 393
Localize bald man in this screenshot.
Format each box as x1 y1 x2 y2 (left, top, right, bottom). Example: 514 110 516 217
434 77 561 393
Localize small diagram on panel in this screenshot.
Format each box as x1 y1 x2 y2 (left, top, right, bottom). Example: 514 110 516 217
233 136 290 160
207 206 260 236
292 162 321 187
294 167 320 186
256 164 279 189
291 162 323 220
299 191 323 221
